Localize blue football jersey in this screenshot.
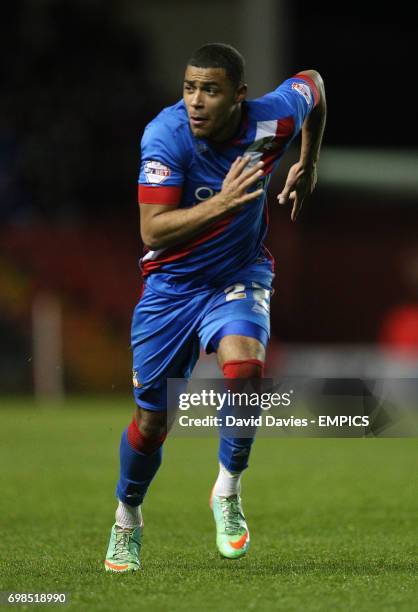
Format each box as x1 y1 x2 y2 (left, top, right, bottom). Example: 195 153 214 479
137 74 319 288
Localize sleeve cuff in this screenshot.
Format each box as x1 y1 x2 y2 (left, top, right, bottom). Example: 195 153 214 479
138 184 182 205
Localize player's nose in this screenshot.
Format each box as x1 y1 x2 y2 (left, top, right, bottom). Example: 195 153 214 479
190 89 204 108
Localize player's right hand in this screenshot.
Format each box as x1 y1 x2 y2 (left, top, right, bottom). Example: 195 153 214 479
219 156 264 211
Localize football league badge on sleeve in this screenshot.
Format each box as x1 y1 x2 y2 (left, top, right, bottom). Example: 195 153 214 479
291 81 312 105
144 160 171 184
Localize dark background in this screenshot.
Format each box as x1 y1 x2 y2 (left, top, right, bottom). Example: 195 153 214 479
1 0 417 392
292 2 416 148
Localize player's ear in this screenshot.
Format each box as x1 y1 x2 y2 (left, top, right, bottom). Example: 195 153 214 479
235 83 247 103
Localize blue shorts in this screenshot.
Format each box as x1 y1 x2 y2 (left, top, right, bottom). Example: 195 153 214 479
131 262 273 411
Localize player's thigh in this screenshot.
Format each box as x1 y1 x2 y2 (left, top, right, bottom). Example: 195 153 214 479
131 285 201 410
216 334 265 369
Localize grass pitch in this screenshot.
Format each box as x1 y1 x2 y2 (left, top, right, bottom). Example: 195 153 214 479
0 396 417 611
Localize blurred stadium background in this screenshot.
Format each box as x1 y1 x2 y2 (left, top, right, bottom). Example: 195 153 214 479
1 0 417 398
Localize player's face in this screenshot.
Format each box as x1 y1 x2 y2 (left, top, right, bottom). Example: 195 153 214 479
183 66 246 141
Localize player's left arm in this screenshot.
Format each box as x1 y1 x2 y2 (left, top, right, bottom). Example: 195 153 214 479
277 69 326 221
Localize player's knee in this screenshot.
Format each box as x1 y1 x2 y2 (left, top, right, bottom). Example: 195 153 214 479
127 411 167 455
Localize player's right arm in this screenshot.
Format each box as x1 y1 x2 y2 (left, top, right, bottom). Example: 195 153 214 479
140 156 264 250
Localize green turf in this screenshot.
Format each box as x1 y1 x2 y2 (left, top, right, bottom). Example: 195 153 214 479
0 397 417 611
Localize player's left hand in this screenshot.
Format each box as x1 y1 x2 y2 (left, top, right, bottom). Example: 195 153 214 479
277 161 317 221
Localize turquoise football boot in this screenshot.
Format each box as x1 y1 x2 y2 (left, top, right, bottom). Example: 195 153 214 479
104 523 142 572
210 492 250 559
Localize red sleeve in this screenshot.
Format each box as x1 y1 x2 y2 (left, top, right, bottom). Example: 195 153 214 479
138 184 182 205
294 73 320 107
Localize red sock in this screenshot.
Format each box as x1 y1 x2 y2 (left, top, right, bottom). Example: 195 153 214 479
222 359 264 393
127 417 167 455
222 359 264 379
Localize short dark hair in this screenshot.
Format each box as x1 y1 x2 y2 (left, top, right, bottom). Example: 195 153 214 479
187 43 245 89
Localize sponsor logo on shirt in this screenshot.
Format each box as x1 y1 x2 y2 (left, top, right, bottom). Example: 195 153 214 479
195 186 215 201
291 81 312 105
144 160 171 184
